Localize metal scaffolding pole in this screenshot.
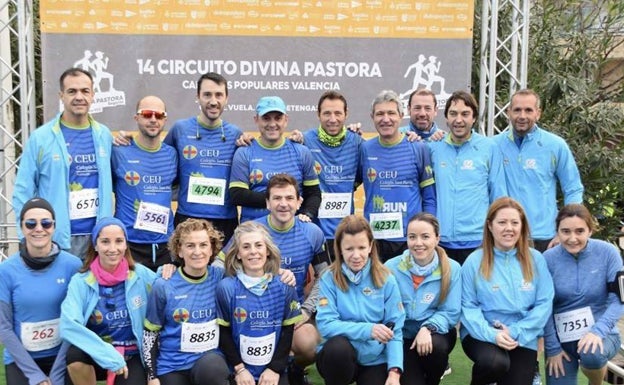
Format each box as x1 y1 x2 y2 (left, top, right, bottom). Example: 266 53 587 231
478 0 530 136
0 0 36 260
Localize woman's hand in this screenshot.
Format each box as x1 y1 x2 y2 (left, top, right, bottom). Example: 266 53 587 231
546 351 570 378
258 368 279 385
577 331 603 355
235 367 255 385
278 268 296 287
494 331 518 351
160 263 177 280
384 370 401 385
371 323 394 344
411 327 433 356
115 366 129 379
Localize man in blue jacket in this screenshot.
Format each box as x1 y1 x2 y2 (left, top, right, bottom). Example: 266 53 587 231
494 89 583 252
13 68 113 257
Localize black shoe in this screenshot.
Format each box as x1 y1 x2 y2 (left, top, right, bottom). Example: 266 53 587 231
287 362 310 385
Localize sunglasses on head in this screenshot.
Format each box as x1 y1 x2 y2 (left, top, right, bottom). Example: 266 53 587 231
24 218 54 230
137 109 167 120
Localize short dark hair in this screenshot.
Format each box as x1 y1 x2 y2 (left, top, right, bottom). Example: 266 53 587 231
444 90 478 119
265 174 300 200
408 89 437 108
59 68 93 91
197 72 228 97
317 91 347 115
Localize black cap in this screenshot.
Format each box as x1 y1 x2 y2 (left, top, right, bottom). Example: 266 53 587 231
20 198 55 221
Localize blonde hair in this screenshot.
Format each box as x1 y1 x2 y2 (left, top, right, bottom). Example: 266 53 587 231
330 215 389 291
224 222 281 276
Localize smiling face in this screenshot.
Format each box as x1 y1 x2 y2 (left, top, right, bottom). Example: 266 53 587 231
197 79 228 126
445 99 475 143
508 93 541 136
372 101 403 143
407 219 439 266
237 231 269 277
59 73 94 125
488 207 522 251
408 93 437 131
135 96 167 140
558 216 591 255
318 98 347 136
266 184 302 229
178 230 212 276
21 208 54 257
95 225 128 272
255 111 288 146
340 231 373 273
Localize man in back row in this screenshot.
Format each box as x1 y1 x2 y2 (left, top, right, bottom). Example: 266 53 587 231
13 67 113 257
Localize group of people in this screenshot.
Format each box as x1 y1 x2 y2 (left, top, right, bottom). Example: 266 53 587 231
0 65 621 385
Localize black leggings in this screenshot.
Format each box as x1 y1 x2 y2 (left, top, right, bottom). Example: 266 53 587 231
5 355 72 385
316 336 388 385
461 335 536 385
66 344 145 385
158 352 230 385
401 330 457 385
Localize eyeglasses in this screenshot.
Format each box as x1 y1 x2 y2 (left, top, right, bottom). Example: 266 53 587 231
136 109 167 120
23 218 55 230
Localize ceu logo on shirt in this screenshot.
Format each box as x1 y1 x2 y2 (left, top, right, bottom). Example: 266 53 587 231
182 145 198 160
314 161 322 175
367 168 377 182
248 170 264 184
234 307 248 323
289 301 300 312
131 295 145 309
172 308 190 323
89 310 104 325
524 158 537 170
461 159 475 170
124 171 140 186
421 293 436 304
520 280 534 292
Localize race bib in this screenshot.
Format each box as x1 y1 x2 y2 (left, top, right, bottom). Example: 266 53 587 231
187 176 226 206
21 318 61 352
69 189 98 219
180 320 219 353
370 212 403 239
134 202 170 234
318 192 352 219
554 306 595 343
240 332 275 366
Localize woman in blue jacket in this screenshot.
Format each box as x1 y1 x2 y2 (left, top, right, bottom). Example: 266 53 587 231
60 217 157 385
543 204 624 385
460 197 554 385
385 213 461 385
316 215 405 385
0 198 81 385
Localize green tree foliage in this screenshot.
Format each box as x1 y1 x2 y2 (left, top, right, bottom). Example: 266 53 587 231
474 0 624 240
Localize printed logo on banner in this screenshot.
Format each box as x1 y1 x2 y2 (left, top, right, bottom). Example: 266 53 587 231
399 54 450 116
59 49 127 114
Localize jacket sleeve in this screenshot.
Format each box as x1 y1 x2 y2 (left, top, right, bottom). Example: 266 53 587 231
460 256 498 343
488 143 508 201
416 142 436 216
423 261 462 334
60 275 126 372
507 252 554 346
0 301 48 385
13 133 40 239
555 140 583 205
383 276 406 372
316 275 375 341
591 244 624 338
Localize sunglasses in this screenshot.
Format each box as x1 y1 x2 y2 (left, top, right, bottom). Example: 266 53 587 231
23 218 55 230
137 109 167 120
